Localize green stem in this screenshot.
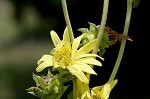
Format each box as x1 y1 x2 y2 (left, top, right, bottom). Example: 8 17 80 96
92 0 109 55
61 0 74 41
72 78 79 99
109 0 133 82
86 0 109 81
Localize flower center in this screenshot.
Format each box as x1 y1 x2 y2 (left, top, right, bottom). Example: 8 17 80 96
93 90 104 99
55 42 72 66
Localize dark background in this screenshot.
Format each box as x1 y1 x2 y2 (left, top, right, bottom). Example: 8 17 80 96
0 0 149 99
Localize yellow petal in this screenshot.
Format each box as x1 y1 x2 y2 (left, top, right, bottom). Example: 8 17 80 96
92 86 103 93
63 26 70 43
81 91 91 99
53 58 59 68
75 39 98 57
36 60 53 72
72 63 96 75
59 59 66 69
50 30 61 47
74 57 102 67
74 53 104 61
37 55 53 65
67 66 88 83
103 79 118 98
50 48 56 55
72 33 85 55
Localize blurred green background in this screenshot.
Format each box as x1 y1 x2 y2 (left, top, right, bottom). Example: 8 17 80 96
0 0 149 99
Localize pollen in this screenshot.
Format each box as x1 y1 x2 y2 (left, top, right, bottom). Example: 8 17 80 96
55 42 72 66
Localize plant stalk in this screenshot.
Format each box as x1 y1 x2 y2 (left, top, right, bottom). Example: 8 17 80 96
86 0 110 81
92 0 109 55
61 0 74 41
109 0 133 82
72 78 79 99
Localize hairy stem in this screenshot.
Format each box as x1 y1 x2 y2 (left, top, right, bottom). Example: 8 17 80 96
109 0 133 81
86 0 110 81
61 0 74 41
92 0 109 55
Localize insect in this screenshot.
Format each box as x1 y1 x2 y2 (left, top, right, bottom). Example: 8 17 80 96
104 26 133 44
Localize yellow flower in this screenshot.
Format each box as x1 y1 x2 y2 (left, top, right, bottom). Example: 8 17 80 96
81 79 118 99
36 26 103 83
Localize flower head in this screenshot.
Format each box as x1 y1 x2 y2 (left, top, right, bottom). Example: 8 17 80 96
36 26 103 83
81 79 118 99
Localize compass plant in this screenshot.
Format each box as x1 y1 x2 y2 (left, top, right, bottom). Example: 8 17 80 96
27 0 141 98
36 26 104 83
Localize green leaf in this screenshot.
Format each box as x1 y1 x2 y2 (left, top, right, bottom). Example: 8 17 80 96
88 22 98 36
27 69 71 99
102 33 109 42
26 87 43 97
48 78 60 93
99 48 106 57
81 38 89 46
77 28 89 33
56 86 69 99
26 87 37 96
32 73 47 89
41 93 58 99
133 0 140 8
88 22 96 31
